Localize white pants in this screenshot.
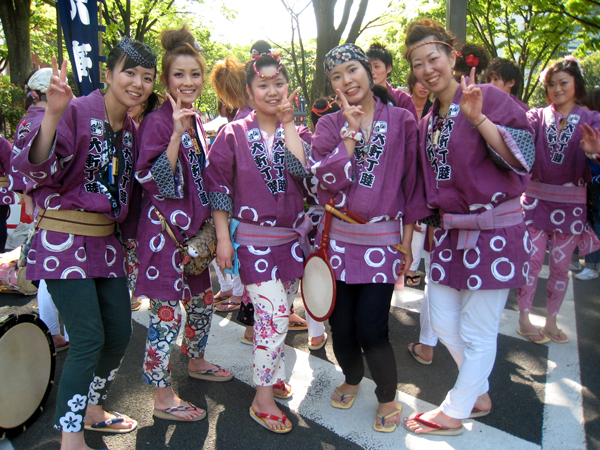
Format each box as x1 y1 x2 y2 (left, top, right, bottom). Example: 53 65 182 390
428 282 508 419
211 259 243 296
409 226 426 272
38 280 68 339
418 252 438 347
306 313 325 339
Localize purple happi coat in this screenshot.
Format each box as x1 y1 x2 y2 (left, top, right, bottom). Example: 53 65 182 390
0 138 23 205
134 100 212 301
523 104 600 252
386 81 418 121
418 83 535 290
310 96 430 284
11 90 138 280
512 95 530 112
205 111 311 285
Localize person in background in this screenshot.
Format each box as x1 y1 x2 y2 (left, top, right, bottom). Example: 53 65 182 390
366 42 418 120
453 43 490 83
485 57 529 112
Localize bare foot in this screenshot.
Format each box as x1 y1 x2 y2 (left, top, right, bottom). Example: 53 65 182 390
519 313 547 342
188 358 232 379
214 289 232 299
309 334 325 347
404 409 462 434
215 294 242 311
52 334 68 349
273 381 292 398
331 382 359 407
473 393 492 414
154 387 205 421
59 431 94 450
374 401 401 430
244 326 254 341
252 387 292 431
408 342 433 362
289 312 305 324
84 405 136 431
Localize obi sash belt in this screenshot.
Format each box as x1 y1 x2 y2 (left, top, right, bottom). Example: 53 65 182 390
440 197 523 250
525 180 587 205
0 177 9 188
320 216 403 247
37 209 116 237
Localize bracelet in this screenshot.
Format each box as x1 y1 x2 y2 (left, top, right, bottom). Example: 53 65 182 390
585 151 600 160
340 125 363 142
472 116 488 129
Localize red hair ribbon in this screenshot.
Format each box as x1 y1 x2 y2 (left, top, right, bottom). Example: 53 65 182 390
465 55 479 67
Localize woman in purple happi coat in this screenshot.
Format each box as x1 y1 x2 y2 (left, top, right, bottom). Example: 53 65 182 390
518 57 600 344
12 39 156 450
207 53 311 434
403 19 535 436
135 25 232 423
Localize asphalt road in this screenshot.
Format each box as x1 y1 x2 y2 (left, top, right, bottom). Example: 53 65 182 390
0 254 599 450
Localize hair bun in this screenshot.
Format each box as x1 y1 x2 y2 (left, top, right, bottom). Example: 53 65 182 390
161 24 196 52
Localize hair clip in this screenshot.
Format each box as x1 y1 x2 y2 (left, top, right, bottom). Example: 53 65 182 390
252 53 284 79
465 55 479 67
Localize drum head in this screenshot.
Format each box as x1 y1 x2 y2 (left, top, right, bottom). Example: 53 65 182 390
0 314 55 439
301 253 336 322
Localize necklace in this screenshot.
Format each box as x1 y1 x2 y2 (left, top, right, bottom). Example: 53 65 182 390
102 95 119 184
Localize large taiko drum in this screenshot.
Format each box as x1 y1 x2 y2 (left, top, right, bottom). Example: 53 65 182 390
0 314 55 440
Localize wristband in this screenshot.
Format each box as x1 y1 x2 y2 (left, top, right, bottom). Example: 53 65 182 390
472 116 488 129
340 125 363 142
585 151 600 160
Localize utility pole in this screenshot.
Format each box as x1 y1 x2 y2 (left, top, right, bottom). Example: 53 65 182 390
446 0 467 49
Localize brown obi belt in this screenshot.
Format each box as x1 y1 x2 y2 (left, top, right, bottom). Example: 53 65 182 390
37 209 116 237
0 177 9 188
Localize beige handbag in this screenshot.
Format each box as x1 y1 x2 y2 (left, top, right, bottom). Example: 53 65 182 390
155 210 217 275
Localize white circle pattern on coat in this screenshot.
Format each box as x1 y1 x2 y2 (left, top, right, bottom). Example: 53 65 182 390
490 236 506 252
171 210 191 231
271 266 279 280
340 269 346 282
330 255 342 269
492 192 506 203
463 247 481 269
171 249 182 272
467 275 482 290
105 245 117 267
248 246 271 255
27 248 37 264
291 242 303 262
430 263 445 282
492 257 515 282
255 259 268 273
434 229 448 247
174 278 182 292
2 195 12 204
153 195 165 202
323 173 336 184
439 249 453 262
146 266 159 280
344 161 352 180
574 207 583 217
150 234 166 253
75 247 87 262
392 259 402 280
334 192 346 208
108 272 117 278
522 198 538 210
260 220 276 226
550 210 566 225
571 221 584 234
239 206 258 222
387 245 398 254
61 267 86 279
523 231 533 253
41 230 74 253
30 171 47 179
373 273 387 283
330 239 345 253
43 256 59 272
364 248 386 268
148 206 162 225
183 284 191 299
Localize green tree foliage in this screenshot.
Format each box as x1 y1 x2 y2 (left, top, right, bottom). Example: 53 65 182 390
0 76 27 140
581 52 600 91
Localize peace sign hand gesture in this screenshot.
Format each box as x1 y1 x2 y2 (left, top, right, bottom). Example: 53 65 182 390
167 90 196 139
46 56 73 118
276 85 300 125
580 123 600 156
459 66 484 125
336 88 363 131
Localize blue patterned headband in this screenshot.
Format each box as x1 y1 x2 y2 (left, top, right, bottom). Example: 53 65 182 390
323 44 370 77
118 37 157 69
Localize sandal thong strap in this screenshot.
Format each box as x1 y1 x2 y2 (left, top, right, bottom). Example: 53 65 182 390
200 364 223 375
91 417 124 428
335 387 357 402
412 412 449 430
162 405 197 413
255 410 287 423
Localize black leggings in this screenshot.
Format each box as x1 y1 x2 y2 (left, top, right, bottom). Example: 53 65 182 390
329 281 397 403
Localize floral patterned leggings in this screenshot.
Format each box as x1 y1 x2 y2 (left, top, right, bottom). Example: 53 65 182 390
246 279 298 387
143 289 215 387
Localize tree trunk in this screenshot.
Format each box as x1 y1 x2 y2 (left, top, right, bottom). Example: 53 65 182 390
0 0 32 86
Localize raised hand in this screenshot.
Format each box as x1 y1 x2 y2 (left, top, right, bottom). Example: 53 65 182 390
45 56 73 118
277 85 300 124
580 123 600 155
167 90 196 138
336 88 363 131
459 66 484 124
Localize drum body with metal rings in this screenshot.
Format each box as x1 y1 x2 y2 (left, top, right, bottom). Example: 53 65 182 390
0 314 55 439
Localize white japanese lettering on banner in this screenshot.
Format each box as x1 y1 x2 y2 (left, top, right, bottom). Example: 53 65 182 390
72 40 93 83
70 0 90 25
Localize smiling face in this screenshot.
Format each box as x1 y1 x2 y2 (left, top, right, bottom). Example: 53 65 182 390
370 57 392 86
246 65 287 116
104 57 155 109
409 38 456 96
329 60 371 106
412 81 430 100
547 70 576 111
165 55 204 108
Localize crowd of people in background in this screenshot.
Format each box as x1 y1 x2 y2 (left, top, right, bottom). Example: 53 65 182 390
1 15 600 449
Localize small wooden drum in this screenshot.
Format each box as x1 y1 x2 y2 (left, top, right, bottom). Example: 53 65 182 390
301 201 336 322
0 247 37 295
0 314 55 439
